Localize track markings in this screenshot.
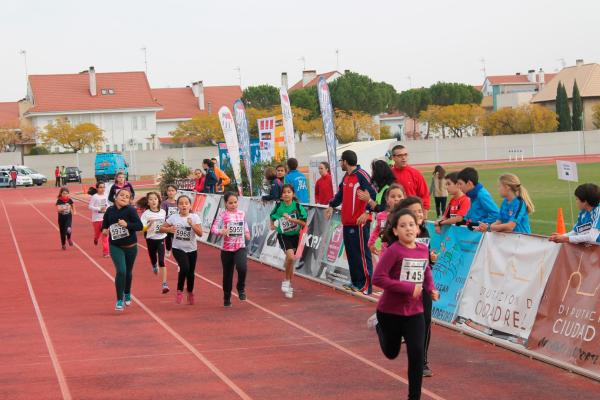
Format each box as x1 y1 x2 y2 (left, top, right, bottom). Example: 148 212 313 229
1 200 72 400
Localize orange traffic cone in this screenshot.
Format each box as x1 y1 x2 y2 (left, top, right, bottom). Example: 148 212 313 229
556 208 566 235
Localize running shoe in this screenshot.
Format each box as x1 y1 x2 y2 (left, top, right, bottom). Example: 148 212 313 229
362 288 373 296
124 293 131 306
281 280 290 293
284 286 294 299
61 245 66 250
423 364 433 377
342 282 359 291
152 264 158 275
238 291 247 301
162 282 170 294
115 300 124 311
68 238 73 246
367 313 378 330
187 292 195 305
103 254 110 258
224 299 232 307
176 291 183 304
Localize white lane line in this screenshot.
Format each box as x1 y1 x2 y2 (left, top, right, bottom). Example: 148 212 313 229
1 200 72 400
72 212 446 400
27 200 253 400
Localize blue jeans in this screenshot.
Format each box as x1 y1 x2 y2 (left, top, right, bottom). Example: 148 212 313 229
342 225 373 292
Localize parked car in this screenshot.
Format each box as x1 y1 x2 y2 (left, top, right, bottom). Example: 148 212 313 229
95 152 128 182
0 171 10 188
18 166 47 186
0 166 33 187
64 166 82 183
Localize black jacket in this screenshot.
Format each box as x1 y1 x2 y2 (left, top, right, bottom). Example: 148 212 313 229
102 205 143 246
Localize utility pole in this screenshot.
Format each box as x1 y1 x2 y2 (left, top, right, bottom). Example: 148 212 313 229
141 46 148 75
19 50 28 79
298 56 306 71
480 58 487 78
335 49 340 70
406 75 412 89
234 66 242 88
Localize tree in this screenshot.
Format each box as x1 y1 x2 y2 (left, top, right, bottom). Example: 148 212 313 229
289 86 319 117
329 72 397 115
436 104 484 138
380 125 393 139
291 106 323 141
572 80 583 131
0 127 19 152
241 85 280 109
556 82 572 131
333 110 381 143
429 82 483 106
170 113 222 145
159 158 191 195
42 118 104 152
592 103 600 129
479 105 558 135
419 105 447 138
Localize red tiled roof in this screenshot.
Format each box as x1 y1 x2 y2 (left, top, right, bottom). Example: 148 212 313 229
152 85 242 120
27 71 162 114
289 71 341 91
0 102 20 128
486 75 531 85
473 85 483 92
378 112 404 119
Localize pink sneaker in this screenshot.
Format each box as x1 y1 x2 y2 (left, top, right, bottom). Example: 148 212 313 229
187 292 195 305
176 291 183 304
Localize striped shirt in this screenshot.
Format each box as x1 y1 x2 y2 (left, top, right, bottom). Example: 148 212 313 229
211 209 250 252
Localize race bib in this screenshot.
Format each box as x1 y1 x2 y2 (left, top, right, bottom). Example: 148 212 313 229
59 204 71 214
151 219 165 234
175 225 192 241
228 221 244 237
576 222 592 234
109 223 130 241
416 237 430 246
167 206 178 217
400 258 427 283
279 216 298 233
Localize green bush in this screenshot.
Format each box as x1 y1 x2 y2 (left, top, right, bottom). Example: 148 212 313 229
223 160 281 196
28 146 50 155
159 157 191 195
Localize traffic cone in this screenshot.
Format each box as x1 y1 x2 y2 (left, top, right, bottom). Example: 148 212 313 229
556 208 566 235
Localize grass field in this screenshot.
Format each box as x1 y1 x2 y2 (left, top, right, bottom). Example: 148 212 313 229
426 162 600 235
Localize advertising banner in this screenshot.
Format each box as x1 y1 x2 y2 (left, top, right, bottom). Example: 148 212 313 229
528 243 600 373
194 193 222 242
280 87 296 158
258 117 275 162
428 223 483 323
218 106 242 194
317 211 350 287
296 207 328 277
317 77 339 193
233 100 253 194
274 115 286 160
259 225 287 268
245 199 276 258
457 233 561 339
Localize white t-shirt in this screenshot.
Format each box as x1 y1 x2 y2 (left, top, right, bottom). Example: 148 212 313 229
166 213 201 252
141 209 167 240
89 194 109 222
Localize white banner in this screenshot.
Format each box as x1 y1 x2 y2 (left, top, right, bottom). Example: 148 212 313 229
194 194 222 242
233 100 253 194
258 117 275 162
259 227 286 267
280 87 296 158
556 160 578 182
457 232 560 339
317 77 339 193
218 106 242 194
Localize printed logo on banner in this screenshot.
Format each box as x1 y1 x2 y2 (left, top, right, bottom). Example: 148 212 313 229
233 100 253 194
317 77 339 193
218 106 242 194
316 211 350 286
195 194 221 242
245 199 275 258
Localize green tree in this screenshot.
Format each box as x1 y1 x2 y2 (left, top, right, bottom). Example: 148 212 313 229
329 72 397 114
429 82 483 106
572 80 583 130
42 118 104 152
159 158 191 195
556 82 572 131
241 85 280 109
289 86 319 117
170 113 222 145
479 105 558 135
592 103 600 129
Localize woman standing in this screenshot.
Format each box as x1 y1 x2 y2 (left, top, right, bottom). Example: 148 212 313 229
108 172 135 204
193 169 205 193
314 161 334 205
431 165 448 218
102 188 143 311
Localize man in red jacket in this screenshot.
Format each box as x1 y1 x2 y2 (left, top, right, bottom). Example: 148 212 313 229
390 144 430 212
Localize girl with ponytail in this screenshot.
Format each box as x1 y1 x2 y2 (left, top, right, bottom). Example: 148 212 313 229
476 173 533 234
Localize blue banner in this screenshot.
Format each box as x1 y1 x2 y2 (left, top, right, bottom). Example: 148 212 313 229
218 139 260 170
233 100 253 195
427 223 482 323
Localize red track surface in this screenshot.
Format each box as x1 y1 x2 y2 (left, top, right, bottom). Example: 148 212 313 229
1 186 599 400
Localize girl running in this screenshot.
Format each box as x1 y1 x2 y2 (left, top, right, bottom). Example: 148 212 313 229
88 182 109 257
549 183 600 244
138 192 170 294
371 208 439 400
101 188 143 311
108 171 135 204
161 184 178 257
269 184 307 299
160 195 202 305
211 192 251 307
476 173 533 234
56 187 75 250
368 183 405 260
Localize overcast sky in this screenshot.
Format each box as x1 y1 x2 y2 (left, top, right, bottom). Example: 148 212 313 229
1 0 598 102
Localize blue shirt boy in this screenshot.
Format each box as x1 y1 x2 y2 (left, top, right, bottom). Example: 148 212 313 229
465 183 499 224
568 205 600 243
498 197 530 234
285 169 309 204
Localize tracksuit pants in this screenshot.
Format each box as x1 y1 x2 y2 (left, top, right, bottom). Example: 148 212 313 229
422 290 432 367
146 238 165 267
220 248 247 301
109 244 138 301
58 213 72 246
342 225 373 292
173 248 197 292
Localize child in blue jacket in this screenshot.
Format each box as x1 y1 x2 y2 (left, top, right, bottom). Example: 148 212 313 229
457 167 499 228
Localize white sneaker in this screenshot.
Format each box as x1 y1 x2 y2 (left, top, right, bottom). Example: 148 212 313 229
367 313 378 330
284 287 294 299
281 280 290 293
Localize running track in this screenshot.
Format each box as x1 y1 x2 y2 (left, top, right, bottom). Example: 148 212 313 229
1 186 598 400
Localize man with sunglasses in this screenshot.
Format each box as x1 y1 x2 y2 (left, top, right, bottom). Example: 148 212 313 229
390 145 430 213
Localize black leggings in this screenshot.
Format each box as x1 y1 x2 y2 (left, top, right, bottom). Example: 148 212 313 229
221 248 248 300
434 197 447 218
165 233 173 251
172 248 197 292
55 177 61 187
422 291 432 366
376 311 425 400
146 238 165 267
57 213 72 246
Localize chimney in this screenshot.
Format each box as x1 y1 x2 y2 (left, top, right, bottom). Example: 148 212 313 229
538 68 545 85
527 69 536 83
89 66 96 96
191 82 199 97
516 72 521 75
576 59 584 67
281 72 288 90
302 70 317 86
344 69 350 74
191 81 205 111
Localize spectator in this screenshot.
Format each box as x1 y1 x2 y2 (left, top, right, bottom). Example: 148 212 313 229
261 166 283 201
549 183 600 244
326 150 377 294
193 169 205 193
359 159 398 212
314 161 334 205
456 167 499 227
211 157 231 193
284 158 309 203
202 159 218 194
390 145 430 213
60 165 66 186
9 166 17 188
434 172 470 233
431 165 448 218
54 166 61 187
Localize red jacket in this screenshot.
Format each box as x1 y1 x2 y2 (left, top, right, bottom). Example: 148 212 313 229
329 166 376 226
392 165 430 210
194 176 205 193
314 173 334 205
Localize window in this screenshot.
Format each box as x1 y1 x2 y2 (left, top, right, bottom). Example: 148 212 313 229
132 116 138 130
108 89 114 95
101 89 108 95
141 116 147 130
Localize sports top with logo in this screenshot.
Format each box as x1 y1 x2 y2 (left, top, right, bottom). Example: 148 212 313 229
141 209 167 240
269 200 308 236
328 165 377 226
89 193 109 222
498 197 530 234
568 205 600 243
101 204 143 246
211 209 250 252
56 198 73 215
166 213 201 252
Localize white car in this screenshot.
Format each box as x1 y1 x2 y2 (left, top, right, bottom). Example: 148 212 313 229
0 166 34 187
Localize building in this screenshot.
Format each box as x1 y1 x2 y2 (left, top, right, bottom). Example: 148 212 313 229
288 70 343 91
375 113 427 140
532 60 600 130
481 70 556 111
151 82 241 148
22 66 163 153
0 101 36 153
